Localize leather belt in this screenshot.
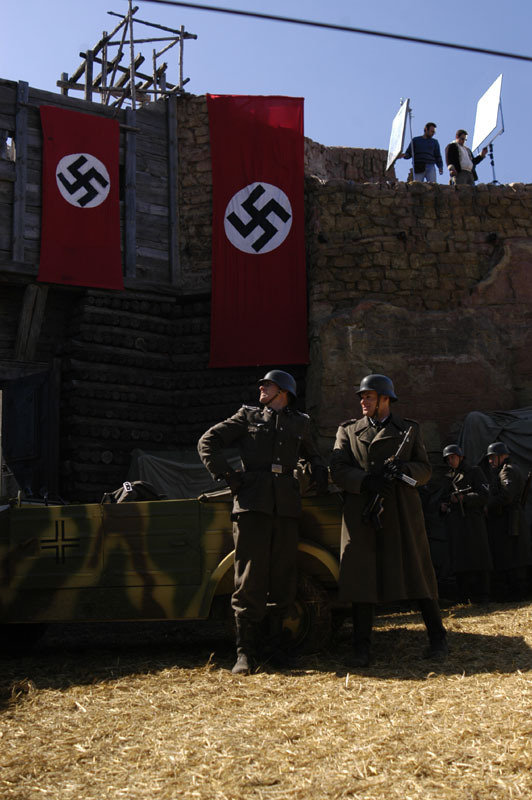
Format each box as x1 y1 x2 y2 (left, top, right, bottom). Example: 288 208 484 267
245 465 295 474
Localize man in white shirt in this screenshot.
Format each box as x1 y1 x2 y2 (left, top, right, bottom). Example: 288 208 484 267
445 130 488 185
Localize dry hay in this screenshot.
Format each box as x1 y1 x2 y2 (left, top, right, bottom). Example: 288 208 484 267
1 603 532 800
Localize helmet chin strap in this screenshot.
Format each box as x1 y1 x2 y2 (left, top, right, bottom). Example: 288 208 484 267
261 385 282 407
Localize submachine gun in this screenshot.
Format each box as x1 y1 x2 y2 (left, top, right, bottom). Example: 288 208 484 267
362 425 418 530
448 481 473 518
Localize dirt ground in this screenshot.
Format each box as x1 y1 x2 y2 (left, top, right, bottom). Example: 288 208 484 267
2 602 532 800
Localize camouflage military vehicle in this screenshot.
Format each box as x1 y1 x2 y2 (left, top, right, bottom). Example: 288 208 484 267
0 489 343 651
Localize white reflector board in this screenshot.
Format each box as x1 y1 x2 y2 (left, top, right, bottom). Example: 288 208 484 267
386 99 410 172
472 74 503 153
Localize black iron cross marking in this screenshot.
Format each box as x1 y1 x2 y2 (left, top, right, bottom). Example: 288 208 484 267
41 520 80 564
226 184 291 252
57 155 109 207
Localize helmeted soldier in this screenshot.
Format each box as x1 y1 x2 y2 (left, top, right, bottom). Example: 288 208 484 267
439 444 492 603
484 441 530 600
198 370 328 674
330 374 447 667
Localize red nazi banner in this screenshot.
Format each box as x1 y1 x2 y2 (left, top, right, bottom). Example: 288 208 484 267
38 106 123 290
207 95 307 367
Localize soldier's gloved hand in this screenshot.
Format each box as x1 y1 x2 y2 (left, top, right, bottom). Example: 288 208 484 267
384 458 405 479
362 474 388 494
224 470 244 494
309 465 329 494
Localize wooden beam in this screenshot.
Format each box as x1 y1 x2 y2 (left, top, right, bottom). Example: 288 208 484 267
85 50 94 102
124 107 137 278
12 81 29 263
24 285 49 361
14 284 49 362
69 7 138 81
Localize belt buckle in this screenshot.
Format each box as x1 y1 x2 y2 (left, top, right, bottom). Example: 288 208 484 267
271 464 283 474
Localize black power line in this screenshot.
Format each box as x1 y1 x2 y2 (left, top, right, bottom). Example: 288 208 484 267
138 0 532 63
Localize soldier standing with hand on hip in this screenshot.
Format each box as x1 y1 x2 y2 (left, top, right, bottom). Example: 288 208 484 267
330 374 447 668
198 370 328 675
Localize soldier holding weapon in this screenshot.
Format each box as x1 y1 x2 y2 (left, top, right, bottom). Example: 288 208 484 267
484 442 531 600
439 445 492 603
330 374 447 668
198 370 327 675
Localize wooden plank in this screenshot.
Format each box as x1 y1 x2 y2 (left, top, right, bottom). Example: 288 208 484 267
60 72 69 97
25 284 48 361
12 81 28 262
14 283 38 360
14 283 48 361
28 86 128 122
167 95 180 286
124 107 137 278
84 50 94 103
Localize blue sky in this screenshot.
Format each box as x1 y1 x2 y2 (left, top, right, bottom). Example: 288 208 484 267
2 0 531 184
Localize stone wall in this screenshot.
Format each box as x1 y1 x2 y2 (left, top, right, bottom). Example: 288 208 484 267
304 180 532 453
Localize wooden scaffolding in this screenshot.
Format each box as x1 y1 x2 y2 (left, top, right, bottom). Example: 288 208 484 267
57 0 197 109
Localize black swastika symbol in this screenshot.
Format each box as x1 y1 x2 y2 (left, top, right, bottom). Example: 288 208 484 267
226 184 291 252
57 155 109 207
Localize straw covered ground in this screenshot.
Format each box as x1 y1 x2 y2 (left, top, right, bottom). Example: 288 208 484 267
1 602 532 800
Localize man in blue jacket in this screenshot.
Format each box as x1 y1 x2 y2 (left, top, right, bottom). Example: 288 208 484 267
402 122 444 182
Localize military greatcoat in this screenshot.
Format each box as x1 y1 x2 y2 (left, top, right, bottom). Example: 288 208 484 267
330 414 438 603
486 460 530 571
441 462 492 574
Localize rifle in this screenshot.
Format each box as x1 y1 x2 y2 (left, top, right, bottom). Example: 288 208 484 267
362 426 418 530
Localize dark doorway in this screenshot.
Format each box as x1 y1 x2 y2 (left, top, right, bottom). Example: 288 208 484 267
0 361 60 499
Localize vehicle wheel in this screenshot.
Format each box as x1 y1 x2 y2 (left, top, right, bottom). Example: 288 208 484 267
0 624 47 657
281 574 331 654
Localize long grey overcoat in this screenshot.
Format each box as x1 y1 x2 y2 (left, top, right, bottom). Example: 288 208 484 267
441 462 492 573
486 460 531 570
330 414 438 603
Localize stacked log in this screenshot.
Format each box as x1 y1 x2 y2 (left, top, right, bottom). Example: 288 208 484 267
59 288 306 502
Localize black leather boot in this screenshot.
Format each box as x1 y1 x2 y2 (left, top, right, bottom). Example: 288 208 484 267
345 603 373 668
418 598 449 661
264 608 292 668
232 617 256 675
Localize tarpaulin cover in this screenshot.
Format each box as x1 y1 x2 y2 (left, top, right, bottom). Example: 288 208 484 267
458 407 532 526
458 407 532 469
207 94 307 367
38 106 123 290
127 449 241 499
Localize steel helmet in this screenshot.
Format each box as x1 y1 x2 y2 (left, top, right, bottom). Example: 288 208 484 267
443 445 463 459
486 441 510 456
258 370 297 398
356 374 398 402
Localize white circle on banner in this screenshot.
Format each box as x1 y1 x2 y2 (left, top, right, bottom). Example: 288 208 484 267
55 153 111 209
224 182 292 254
